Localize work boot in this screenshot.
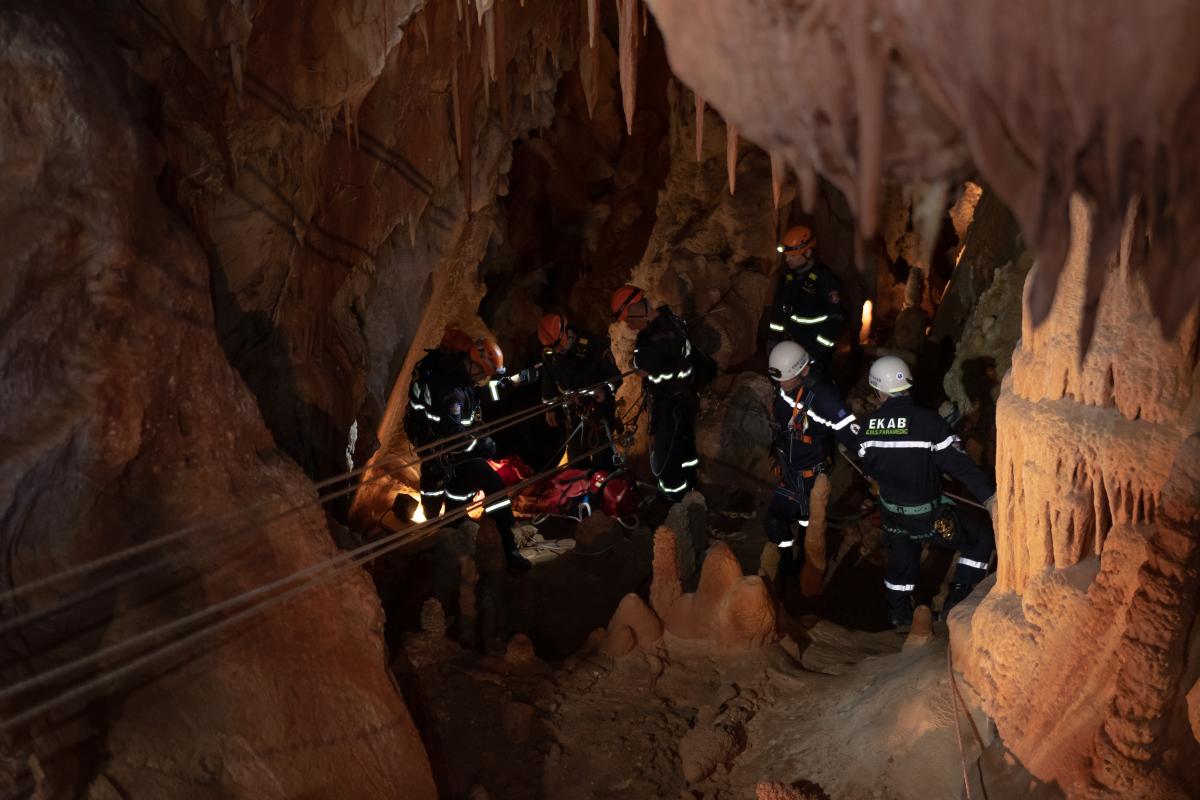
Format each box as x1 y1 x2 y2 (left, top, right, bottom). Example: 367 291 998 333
942 582 975 616
887 593 914 632
505 550 533 576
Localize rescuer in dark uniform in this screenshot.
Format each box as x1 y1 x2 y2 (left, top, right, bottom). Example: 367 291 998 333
768 225 846 376
537 313 623 470
765 341 860 596
404 336 532 575
857 355 997 627
611 285 702 503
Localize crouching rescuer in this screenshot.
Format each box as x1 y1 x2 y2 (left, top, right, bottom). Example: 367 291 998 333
766 342 859 596
404 336 532 575
858 356 997 627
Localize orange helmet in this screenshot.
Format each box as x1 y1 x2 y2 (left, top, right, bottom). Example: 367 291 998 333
610 285 645 321
777 225 815 256
469 338 505 377
538 313 569 347
440 327 473 352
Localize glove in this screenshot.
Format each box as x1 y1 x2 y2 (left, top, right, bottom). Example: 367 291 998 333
476 437 497 457
545 410 559 427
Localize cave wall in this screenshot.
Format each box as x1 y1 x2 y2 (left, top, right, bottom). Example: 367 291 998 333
0 5 435 797
955 197 1200 798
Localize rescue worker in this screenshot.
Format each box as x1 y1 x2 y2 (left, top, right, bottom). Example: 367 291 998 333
611 285 700 503
857 355 997 628
768 225 845 376
765 341 860 596
537 313 623 470
404 337 532 575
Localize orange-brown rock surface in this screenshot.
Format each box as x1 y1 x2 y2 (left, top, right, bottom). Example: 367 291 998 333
0 5 435 797
953 197 1200 798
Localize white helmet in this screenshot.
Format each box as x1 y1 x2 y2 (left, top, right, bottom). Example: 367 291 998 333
768 341 811 382
869 355 913 394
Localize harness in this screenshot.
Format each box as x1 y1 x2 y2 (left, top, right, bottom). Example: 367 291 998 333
879 495 958 541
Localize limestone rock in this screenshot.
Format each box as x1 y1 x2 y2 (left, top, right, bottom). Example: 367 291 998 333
501 701 536 744
0 8 436 797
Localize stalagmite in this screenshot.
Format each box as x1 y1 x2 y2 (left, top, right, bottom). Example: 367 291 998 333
726 122 738 195
587 0 599 49
616 0 638 134
694 93 704 162
769 150 785 209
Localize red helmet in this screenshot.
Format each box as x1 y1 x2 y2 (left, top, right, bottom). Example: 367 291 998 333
610 285 645 321
537 313 569 347
469 338 504 377
777 225 815 256
440 327 473 352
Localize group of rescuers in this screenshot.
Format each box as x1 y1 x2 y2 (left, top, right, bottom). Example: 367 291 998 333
403 224 997 628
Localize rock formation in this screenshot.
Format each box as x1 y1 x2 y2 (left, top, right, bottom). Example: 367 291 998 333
0 6 435 797
953 197 1200 798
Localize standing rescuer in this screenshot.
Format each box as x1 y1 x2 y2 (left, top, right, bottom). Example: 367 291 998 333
611 285 702 503
404 335 532 575
537 312 623 470
769 225 846 376
857 355 997 628
766 341 860 596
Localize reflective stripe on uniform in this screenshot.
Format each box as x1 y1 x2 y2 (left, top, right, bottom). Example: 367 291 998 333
790 314 828 325
777 539 794 548
884 580 915 592
816 335 835 348
659 478 689 495
769 322 785 332
797 519 809 527
445 490 473 501
420 489 444 497
958 557 989 571
680 458 699 469
858 437 958 457
484 498 512 513
489 381 501 402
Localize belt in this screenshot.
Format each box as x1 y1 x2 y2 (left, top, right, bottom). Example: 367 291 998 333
879 496 939 516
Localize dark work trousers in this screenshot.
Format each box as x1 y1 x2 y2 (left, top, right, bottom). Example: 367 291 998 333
442 457 520 555
649 391 698 502
882 502 994 622
764 476 816 579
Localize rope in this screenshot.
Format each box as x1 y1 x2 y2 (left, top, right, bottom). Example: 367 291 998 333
0 444 610 734
0 371 633 633
947 641 990 800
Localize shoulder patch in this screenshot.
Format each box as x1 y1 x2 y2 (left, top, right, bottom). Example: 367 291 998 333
808 272 818 280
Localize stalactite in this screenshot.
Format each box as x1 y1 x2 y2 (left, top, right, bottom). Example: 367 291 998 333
496 2 509 129
797 158 818 213
484 7 497 80
581 38 600 119
451 63 464 163
616 0 638 135
694 93 704 162
456 0 464 21
480 36 490 108
846 5 887 239
642 0 648 35
588 0 599 48
417 11 430 53
770 150 785 209
726 122 738 195
229 43 243 110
